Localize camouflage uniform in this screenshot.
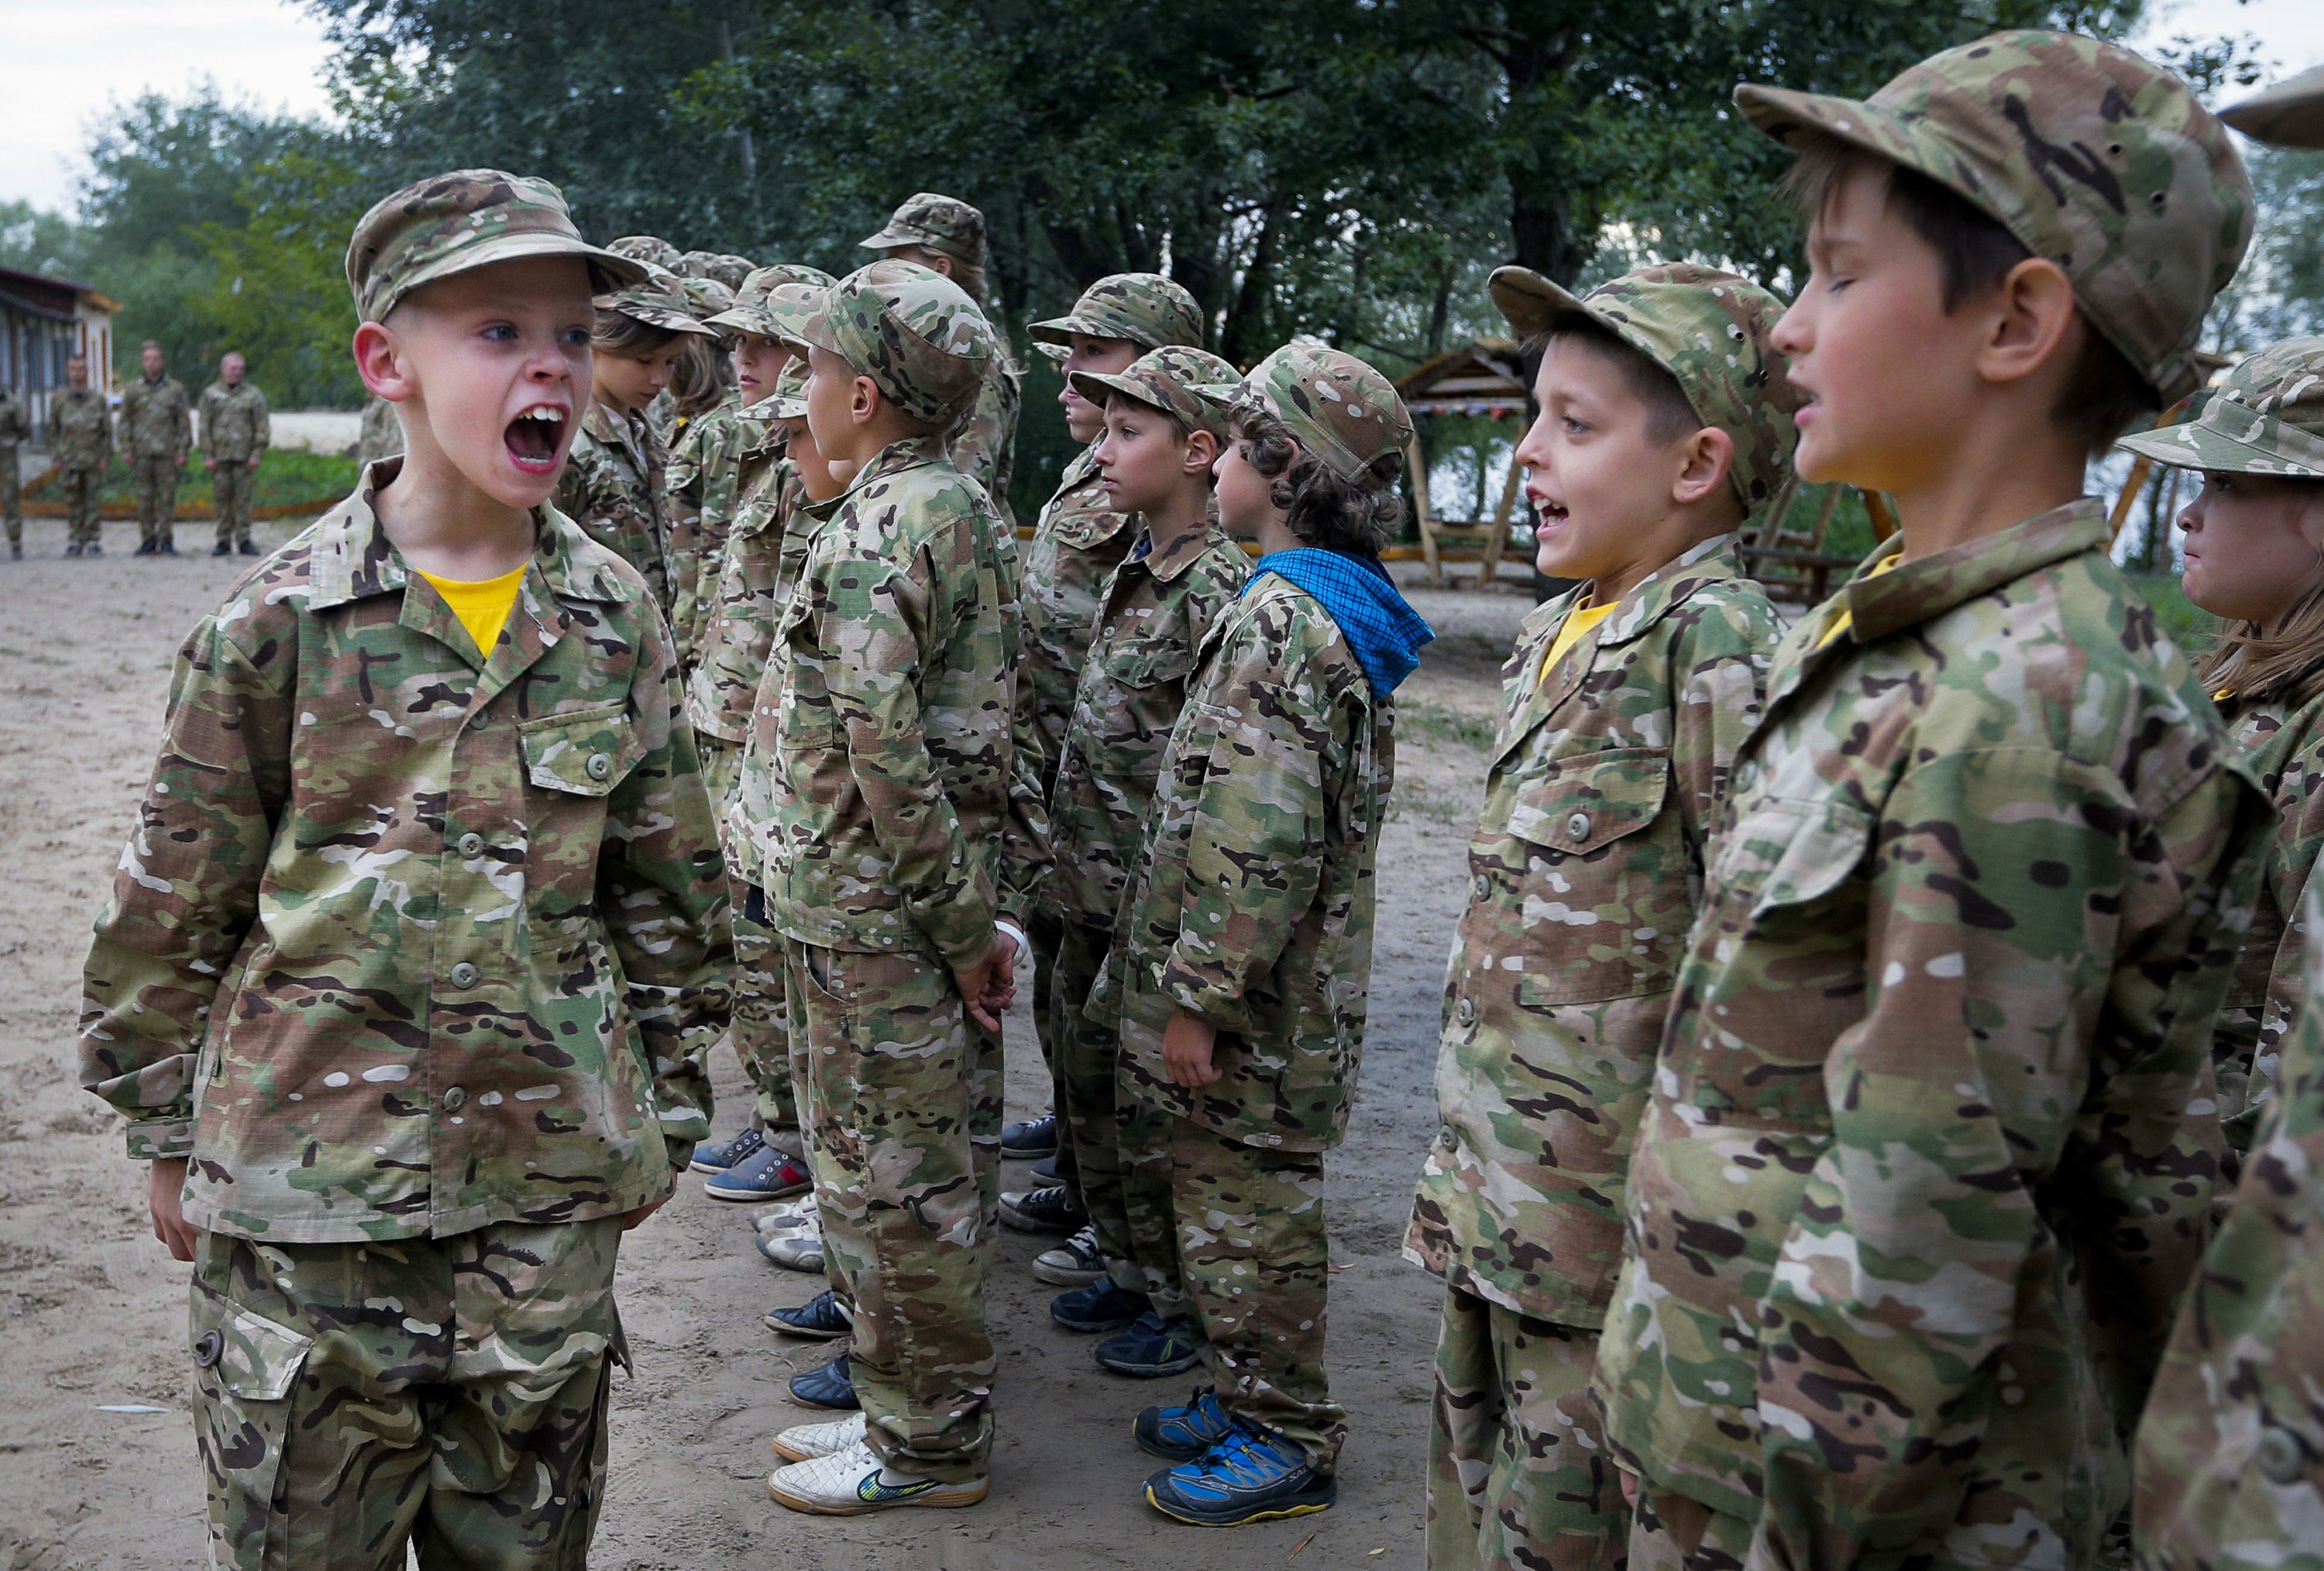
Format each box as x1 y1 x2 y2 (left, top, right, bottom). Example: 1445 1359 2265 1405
751 262 1014 1483
81 169 694 1570
357 395 401 469
198 376 270 552
0 387 26 549
120 369 193 549
1590 40 2263 1569
607 235 682 271
47 383 112 550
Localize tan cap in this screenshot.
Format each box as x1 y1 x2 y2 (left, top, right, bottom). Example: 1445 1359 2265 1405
346 169 645 324
2223 64 2324 148
859 192 988 270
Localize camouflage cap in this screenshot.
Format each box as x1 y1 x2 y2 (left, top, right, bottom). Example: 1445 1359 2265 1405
598 260 720 338
1207 344 1413 490
1490 262 1802 514
796 260 995 426
607 235 682 271
346 170 647 324
680 274 737 322
1069 345 1241 443
2223 64 2324 149
707 266 839 340
859 192 988 271
1029 273 1205 351
1734 29 2254 405
768 358 810 421
681 249 758 290
2116 338 2324 479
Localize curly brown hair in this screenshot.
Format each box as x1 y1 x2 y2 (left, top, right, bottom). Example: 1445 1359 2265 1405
1231 404 1405 556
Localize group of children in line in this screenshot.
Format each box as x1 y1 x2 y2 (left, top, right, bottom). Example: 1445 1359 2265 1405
70 32 2324 1571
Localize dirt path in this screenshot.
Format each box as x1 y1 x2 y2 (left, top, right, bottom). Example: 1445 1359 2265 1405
0 514 1534 1571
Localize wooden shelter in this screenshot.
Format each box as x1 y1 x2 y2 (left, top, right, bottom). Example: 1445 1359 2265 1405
0 265 119 445
1394 341 1531 587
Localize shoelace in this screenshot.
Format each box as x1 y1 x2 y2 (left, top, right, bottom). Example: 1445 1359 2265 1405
724 1128 767 1164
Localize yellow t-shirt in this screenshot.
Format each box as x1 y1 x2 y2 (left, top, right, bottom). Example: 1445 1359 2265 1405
1541 600 1616 682
1816 553 1902 650
417 563 528 659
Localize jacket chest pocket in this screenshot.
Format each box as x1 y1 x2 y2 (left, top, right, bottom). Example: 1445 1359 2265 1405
1492 748 1688 1007
771 595 836 749
520 702 644 798
1085 637 1192 758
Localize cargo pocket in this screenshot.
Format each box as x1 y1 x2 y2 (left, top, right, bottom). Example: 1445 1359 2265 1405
1504 748 1684 1006
519 702 644 797
190 1286 311 1562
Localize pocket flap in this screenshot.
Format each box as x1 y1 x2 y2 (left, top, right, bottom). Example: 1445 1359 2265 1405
1507 748 1670 855
1108 638 1193 690
193 1298 311 1402
520 703 642 797
1719 797 1876 920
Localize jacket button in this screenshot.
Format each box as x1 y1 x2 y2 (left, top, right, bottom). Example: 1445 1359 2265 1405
1438 1125 1457 1150
1736 760 1758 789
1455 997 1477 1027
1472 872 1491 899
2258 1425 2307 1484
193 1329 224 1370
457 833 484 858
443 1086 466 1112
585 752 614 781
1567 812 1591 841
449 962 480 989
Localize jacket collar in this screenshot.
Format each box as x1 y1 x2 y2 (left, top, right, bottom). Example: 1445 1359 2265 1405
1813 500 2107 649
583 400 650 472
1135 516 1238 583
803 435 948 523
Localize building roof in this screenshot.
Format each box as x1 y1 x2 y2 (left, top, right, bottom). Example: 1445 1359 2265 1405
1395 340 1528 418
0 264 122 318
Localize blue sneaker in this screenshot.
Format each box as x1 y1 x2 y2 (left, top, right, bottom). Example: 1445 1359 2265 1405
1134 1388 1236 1462
765 1289 853 1340
789 1353 858 1411
1050 1279 1149 1335
705 1143 813 1202
689 1126 765 1174
1095 1311 1202 1377
1143 1423 1336 1526
1000 1112 1057 1160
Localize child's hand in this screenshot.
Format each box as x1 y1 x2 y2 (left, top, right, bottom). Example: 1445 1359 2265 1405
952 934 1016 1033
149 1157 198 1261
1619 1469 1639 1508
622 1191 672 1231
1162 1012 1220 1087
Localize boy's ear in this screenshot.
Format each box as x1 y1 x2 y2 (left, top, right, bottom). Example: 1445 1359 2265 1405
1670 426 1736 510
1976 257 2080 390
849 373 882 427
353 321 415 405
1184 428 1220 475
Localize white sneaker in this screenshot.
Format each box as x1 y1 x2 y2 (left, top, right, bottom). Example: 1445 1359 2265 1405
770 1411 868 1463
753 1195 820 1234
757 1225 826 1273
764 1437 988 1515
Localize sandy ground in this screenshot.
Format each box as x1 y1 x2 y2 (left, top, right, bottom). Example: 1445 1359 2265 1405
0 514 1536 1571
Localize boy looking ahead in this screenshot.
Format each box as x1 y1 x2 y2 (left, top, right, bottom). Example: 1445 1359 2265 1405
1587 35 2267 1571
1407 263 1795 1571
77 170 731 1569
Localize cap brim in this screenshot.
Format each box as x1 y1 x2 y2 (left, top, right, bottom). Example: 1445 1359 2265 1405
706 308 775 337
1029 314 1146 349
1067 369 1164 413
858 224 923 252
1487 266 1591 339
1033 342 1069 365
769 394 808 419
2117 419 2324 479
2222 64 2324 148
600 297 720 336
1732 83 1978 211
1191 381 1243 404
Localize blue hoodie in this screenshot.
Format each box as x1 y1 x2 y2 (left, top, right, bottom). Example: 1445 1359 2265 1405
1248 548 1435 699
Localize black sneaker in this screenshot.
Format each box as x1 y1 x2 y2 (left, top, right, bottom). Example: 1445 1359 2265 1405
84 543 102 556
1096 1311 1203 1378
238 540 261 556
999 1184 1085 1235
765 1289 853 1341
1000 1112 1057 1160
160 539 178 555
134 540 157 556
9 544 19 559
64 543 82 558
211 541 232 557
1050 1279 1149 1335
1032 1224 1105 1287
789 1353 858 1411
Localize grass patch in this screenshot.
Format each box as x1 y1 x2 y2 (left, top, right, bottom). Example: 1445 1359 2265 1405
38 448 359 511
2129 571 2219 650
1400 700 1496 752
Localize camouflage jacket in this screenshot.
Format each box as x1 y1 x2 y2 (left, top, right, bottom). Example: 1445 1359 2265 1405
1042 518 1250 926
1590 501 2267 1565
665 394 755 668
198 380 271 464
358 397 402 468
1109 574 1395 1151
1405 535 1779 1328
119 373 192 461
2213 689 2324 1157
77 462 732 1244
688 449 806 750
555 402 672 614
0 391 28 449
1016 445 1138 790
2134 879 2324 1571
949 349 1020 529
48 387 112 470
752 435 1019 967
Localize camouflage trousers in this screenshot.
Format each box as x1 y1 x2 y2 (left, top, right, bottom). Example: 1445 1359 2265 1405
134 452 180 546
1171 1118 1345 1468
189 1219 624 1571
1029 909 1077 1192
59 465 103 548
2 448 18 545
780 937 1001 1480
1056 919 1177 1307
1627 1488 1751 1571
1427 1288 1628 1571
213 457 255 548
703 737 796 1139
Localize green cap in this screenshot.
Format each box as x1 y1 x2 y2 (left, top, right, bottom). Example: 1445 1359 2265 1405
1069 345 1241 443
608 235 682 271
1490 263 1801 515
346 169 646 324
1734 29 2254 405
1030 273 1205 351
2223 64 2324 149
796 260 995 426
1209 344 1412 490
708 266 840 340
768 358 810 421
859 192 988 271
2116 338 2324 479
598 260 720 338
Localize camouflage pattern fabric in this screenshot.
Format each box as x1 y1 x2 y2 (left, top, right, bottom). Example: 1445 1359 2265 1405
191 1219 622 1571
1630 1487 1754 1571
791 261 995 432
608 235 682 272
555 401 674 613
1066 344 1240 446
598 261 719 339
1171 1117 1342 1468
0 390 22 546
2223 63 2324 148
347 172 643 325
686 440 803 749
130 452 180 548
1428 1287 1627 1571
1016 447 1134 789
120 372 192 460
751 433 1018 969
948 349 1021 531
1116 1071 1185 1314
859 191 990 271
1589 500 2269 1564
779 937 996 1481
1406 535 1782 1329
663 394 753 667
1028 272 1205 352
47 384 112 470
2134 876 2324 1571
2119 336 2324 479
1111 574 1395 1153
79 465 731 1241
357 397 401 468
679 250 757 290
726 879 796 1134
1734 29 2254 404
1210 343 1413 485
212 459 255 551
198 378 271 464
57 467 102 548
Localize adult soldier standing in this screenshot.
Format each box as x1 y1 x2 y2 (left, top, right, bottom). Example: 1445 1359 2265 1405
119 339 191 556
198 352 270 557
48 355 112 558
0 380 26 559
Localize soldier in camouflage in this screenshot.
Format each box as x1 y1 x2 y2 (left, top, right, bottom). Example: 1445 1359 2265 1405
0 380 26 557
119 339 192 555
48 354 112 557
198 352 270 558
1406 263 1796 1571
1586 36 2268 1571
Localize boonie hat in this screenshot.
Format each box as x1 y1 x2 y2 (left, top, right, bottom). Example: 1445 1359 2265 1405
2117 338 2324 479
1069 345 1241 443
795 260 995 427
1030 274 1205 352
346 169 645 324
599 260 720 337
608 235 682 271
859 193 988 271
2223 64 2324 148
1491 263 1801 514
680 275 737 323
682 250 757 290
1202 345 1412 490
710 266 839 340
1733 29 2254 405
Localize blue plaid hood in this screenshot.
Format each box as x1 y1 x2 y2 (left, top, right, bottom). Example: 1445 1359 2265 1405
1248 548 1434 699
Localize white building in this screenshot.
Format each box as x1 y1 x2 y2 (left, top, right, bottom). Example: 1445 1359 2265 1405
0 264 120 444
